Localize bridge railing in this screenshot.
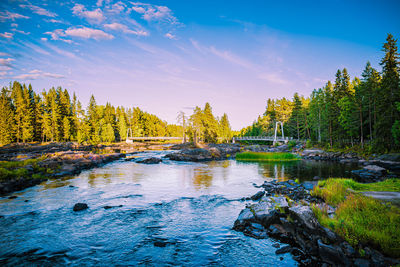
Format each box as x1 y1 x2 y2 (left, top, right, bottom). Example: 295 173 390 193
234 136 293 141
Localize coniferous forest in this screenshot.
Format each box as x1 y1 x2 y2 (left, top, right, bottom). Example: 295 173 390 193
0 84 233 145
240 34 400 152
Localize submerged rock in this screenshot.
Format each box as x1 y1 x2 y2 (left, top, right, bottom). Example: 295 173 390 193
73 203 88 211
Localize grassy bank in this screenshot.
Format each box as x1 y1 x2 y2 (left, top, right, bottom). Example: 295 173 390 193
236 152 300 162
312 178 400 257
0 157 49 182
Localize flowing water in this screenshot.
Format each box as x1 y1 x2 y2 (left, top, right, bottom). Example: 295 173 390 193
0 151 359 266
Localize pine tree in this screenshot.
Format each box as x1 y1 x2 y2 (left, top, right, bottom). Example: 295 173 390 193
377 34 400 147
0 87 15 145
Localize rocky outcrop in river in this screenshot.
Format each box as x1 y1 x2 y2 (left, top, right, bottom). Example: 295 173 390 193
233 180 399 266
165 144 241 162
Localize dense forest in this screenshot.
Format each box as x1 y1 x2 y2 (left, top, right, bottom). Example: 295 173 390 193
240 34 400 152
0 82 232 145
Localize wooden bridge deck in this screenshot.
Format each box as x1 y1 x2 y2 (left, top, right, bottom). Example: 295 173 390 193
233 136 292 142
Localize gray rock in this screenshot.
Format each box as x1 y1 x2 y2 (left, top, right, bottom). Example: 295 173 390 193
363 165 386 174
288 205 320 230
341 242 356 257
233 208 255 229
250 190 264 201
353 258 370 267
275 245 292 255
317 239 349 266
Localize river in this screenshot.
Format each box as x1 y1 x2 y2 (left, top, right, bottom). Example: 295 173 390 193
0 150 359 266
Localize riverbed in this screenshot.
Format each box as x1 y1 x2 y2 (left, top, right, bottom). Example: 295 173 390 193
0 151 359 266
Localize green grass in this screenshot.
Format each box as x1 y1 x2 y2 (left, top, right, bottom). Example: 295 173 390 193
0 156 48 181
236 152 300 162
312 178 400 257
312 178 400 205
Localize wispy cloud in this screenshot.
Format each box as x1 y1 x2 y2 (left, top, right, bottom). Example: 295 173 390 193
258 72 290 85
14 69 65 80
23 42 51 55
130 2 179 24
104 23 148 36
0 11 29 21
72 4 105 24
190 39 255 69
0 32 14 39
11 28 30 35
0 58 14 67
46 27 113 41
47 44 79 59
19 3 57 17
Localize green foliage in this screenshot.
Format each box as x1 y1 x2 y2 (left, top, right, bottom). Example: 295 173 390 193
312 194 400 257
236 152 300 162
314 178 400 197
239 34 400 152
287 140 297 149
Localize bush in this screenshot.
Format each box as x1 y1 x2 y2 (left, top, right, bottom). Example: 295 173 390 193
287 140 297 149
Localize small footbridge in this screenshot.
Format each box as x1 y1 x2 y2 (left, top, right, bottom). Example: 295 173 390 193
233 121 293 144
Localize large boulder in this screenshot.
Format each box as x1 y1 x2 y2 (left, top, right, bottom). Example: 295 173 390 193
317 239 349 266
233 196 287 229
363 165 387 175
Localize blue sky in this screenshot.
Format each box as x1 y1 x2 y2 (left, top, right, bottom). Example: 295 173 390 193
0 0 399 129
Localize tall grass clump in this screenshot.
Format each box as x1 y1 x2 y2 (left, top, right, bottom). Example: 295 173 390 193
236 152 300 162
312 178 400 257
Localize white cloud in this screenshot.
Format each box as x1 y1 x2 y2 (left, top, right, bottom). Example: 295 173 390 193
0 58 14 67
14 69 64 80
41 37 47 41
11 23 18 28
19 3 57 17
72 4 104 24
110 2 126 13
130 3 178 24
0 11 29 21
96 0 104 7
104 23 148 36
164 33 176 39
0 32 14 39
65 27 114 40
44 29 65 40
0 52 10 57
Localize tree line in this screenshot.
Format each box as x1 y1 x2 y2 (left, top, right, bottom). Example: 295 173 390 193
0 84 186 145
0 84 233 145
240 34 400 152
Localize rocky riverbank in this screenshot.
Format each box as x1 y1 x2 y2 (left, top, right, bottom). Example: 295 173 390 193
0 151 126 195
302 149 400 182
233 180 399 266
